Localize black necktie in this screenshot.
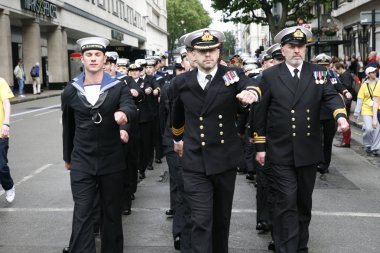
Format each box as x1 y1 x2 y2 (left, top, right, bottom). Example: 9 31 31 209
293 69 300 91
204 74 212 91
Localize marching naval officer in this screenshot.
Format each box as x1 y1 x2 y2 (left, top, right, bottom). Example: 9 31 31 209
61 37 136 253
171 28 261 253
253 26 349 253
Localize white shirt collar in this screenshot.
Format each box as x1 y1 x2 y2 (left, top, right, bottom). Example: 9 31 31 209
197 66 218 90
286 62 303 78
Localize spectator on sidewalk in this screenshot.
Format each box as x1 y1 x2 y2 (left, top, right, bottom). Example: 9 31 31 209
30 62 41 95
357 55 365 82
13 59 25 97
371 68 380 156
0 77 15 203
354 67 380 156
334 62 354 148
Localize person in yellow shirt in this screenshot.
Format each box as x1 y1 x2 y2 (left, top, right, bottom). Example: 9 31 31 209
354 67 380 156
0 77 15 202
372 67 380 152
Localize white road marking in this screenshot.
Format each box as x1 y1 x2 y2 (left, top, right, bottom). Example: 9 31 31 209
0 164 53 196
34 109 60 117
11 104 61 117
1 207 380 218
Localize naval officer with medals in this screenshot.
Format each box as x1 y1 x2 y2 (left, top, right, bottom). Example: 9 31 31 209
253 26 349 253
171 28 260 253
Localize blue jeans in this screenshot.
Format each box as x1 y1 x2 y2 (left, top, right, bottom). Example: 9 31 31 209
17 78 24 95
0 138 14 190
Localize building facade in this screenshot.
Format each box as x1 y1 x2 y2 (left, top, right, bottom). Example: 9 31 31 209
0 0 168 91
331 0 379 60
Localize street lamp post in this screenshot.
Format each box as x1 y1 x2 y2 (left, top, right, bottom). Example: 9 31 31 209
316 0 321 54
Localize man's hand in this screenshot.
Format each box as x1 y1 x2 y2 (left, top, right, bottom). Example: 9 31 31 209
1 125 9 138
153 89 160 96
256 152 266 166
337 117 349 132
65 162 71 170
130 89 138 97
236 90 258 105
120 130 129 143
345 92 352 100
174 141 184 157
145 87 152 95
114 111 128 125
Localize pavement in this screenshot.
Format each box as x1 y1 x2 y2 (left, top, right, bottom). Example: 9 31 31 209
10 89 63 105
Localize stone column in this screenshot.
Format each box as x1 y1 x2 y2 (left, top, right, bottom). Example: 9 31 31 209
22 19 41 88
47 25 67 88
0 10 13 86
61 27 69 82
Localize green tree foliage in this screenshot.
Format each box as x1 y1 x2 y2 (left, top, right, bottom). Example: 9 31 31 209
167 0 212 57
211 0 330 42
222 31 236 61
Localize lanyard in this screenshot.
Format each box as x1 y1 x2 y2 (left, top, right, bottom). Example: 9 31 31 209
366 81 378 100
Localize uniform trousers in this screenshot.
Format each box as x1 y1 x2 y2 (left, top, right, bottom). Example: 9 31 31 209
320 118 337 170
256 163 275 227
165 150 191 252
69 170 124 253
0 138 14 191
342 102 351 145
183 168 236 253
152 116 164 162
138 121 154 174
123 133 140 211
271 164 317 253
165 150 179 210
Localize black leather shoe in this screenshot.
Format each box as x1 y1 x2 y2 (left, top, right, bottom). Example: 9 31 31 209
155 159 162 164
63 246 70 253
122 209 132 215
268 240 275 251
174 236 181 250
334 143 350 148
165 209 175 216
147 165 154 170
131 194 135 200
139 172 146 179
256 221 269 232
246 173 255 181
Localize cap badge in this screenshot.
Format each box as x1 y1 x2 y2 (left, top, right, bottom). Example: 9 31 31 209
201 31 214 42
293 29 304 38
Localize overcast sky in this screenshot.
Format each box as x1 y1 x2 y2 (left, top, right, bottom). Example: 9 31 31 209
201 0 236 32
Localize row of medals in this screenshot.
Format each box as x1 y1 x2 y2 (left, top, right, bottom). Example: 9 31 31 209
314 71 328 84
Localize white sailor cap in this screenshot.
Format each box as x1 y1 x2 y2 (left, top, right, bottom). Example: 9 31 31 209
76 37 109 52
129 63 143 71
266 43 283 59
184 28 225 50
244 64 258 73
105 51 119 63
135 59 147 67
274 26 312 45
145 59 157 66
116 58 129 67
243 57 257 65
315 53 332 65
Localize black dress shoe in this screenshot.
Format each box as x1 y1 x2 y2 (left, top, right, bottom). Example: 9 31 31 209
63 246 70 253
334 143 350 148
256 221 269 232
174 236 181 250
146 165 154 170
122 209 132 215
131 194 135 200
246 173 255 181
165 209 175 216
268 240 275 251
155 158 162 164
139 172 146 179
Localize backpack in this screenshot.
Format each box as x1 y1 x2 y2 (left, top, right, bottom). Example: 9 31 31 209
30 66 37 77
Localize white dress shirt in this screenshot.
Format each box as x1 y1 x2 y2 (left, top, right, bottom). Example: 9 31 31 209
197 67 218 90
285 62 303 78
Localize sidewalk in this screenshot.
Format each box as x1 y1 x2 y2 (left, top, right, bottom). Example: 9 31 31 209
11 89 63 105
